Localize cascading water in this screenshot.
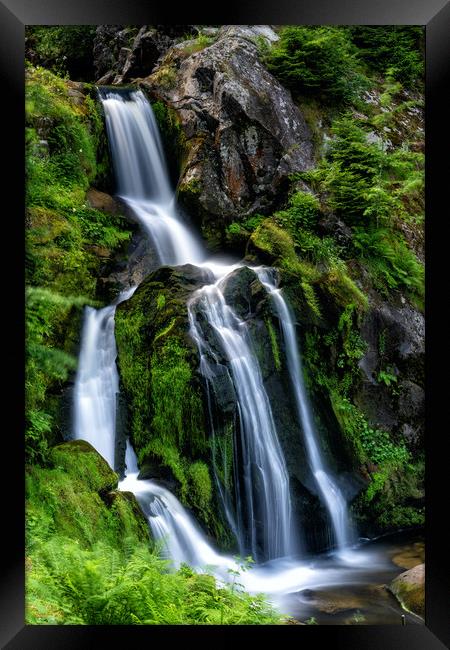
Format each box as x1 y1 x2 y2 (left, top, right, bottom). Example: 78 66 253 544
70 88 377 613
255 268 353 553
73 287 135 469
188 279 294 562
99 88 204 267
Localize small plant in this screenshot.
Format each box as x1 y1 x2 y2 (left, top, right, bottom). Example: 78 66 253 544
377 366 398 387
305 616 318 625
351 610 366 624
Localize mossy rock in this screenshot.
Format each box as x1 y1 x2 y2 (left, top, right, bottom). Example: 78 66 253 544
388 563 425 618
103 490 150 543
50 439 119 493
26 440 149 550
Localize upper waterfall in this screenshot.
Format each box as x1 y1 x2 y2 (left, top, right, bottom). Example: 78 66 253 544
99 88 205 267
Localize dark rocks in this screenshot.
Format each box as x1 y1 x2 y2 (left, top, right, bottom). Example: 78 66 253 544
222 266 267 320
140 25 313 244
93 25 185 85
94 26 138 83
355 299 425 448
50 439 119 493
318 213 353 249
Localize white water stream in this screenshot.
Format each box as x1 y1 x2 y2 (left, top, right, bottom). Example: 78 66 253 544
255 268 354 555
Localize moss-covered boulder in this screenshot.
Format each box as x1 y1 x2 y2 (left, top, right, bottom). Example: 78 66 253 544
388 563 425 619
26 440 149 550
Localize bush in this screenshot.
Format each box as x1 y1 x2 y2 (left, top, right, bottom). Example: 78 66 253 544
266 26 367 104
350 26 424 88
26 26 96 80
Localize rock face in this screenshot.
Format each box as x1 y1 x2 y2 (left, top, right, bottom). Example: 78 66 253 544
139 26 314 248
356 299 425 450
389 563 425 619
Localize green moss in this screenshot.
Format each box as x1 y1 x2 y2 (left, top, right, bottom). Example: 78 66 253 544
266 318 282 371
150 336 206 455
26 440 148 552
188 461 213 519
153 317 176 342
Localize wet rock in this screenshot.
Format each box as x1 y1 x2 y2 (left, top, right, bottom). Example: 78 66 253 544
390 541 425 570
388 563 425 618
318 212 353 249
397 381 424 422
93 25 191 85
221 266 267 319
93 26 138 82
355 299 425 447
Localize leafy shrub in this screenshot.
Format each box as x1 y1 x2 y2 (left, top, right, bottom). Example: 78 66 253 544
26 539 282 625
26 26 96 80
350 26 424 88
266 26 368 104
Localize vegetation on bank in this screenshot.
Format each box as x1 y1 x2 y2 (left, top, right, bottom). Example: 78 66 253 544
240 26 424 531
27 441 281 625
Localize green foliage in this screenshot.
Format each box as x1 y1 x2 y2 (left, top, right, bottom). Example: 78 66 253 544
26 442 281 625
266 318 282 371
266 26 368 104
377 367 398 387
299 111 424 304
151 99 187 176
25 288 94 462
353 227 424 303
330 392 409 468
27 539 282 625
180 33 215 55
25 67 132 462
350 26 424 88
26 26 96 80
352 458 425 531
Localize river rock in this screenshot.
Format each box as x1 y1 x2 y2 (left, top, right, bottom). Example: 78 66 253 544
140 26 314 245
388 563 425 618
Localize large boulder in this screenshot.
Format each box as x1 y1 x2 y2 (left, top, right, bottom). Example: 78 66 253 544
388 563 425 619
139 26 314 248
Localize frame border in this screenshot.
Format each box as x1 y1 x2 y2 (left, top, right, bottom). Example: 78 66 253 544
2 1 449 647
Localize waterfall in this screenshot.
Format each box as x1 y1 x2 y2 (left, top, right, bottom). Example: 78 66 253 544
188 277 294 562
72 287 135 469
255 268 353 553
72 88 361 591
99 88 205 267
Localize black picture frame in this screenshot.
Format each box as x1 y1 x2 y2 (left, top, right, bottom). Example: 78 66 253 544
2 1 449 647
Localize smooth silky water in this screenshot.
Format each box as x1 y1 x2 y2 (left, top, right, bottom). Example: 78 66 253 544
71 88 423 622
